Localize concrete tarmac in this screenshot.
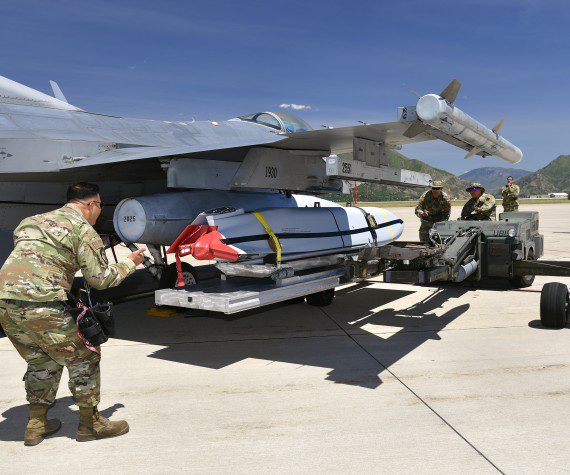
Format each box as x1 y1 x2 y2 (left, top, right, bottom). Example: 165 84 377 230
1 203 569 473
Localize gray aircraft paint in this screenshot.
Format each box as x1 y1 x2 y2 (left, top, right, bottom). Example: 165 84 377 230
0 75 522 256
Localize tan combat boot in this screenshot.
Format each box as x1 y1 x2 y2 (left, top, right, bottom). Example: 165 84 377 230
76 406 129 442
24 403 62 446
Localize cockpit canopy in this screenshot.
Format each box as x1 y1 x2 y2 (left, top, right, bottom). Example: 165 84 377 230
236 112 312 133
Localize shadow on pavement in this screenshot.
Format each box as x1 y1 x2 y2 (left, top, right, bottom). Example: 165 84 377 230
528 319 569 330
319 286 470 387
0 396 124 442
108 282 470 390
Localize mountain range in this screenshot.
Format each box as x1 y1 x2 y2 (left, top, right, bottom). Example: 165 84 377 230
517 155 570 197
459 167 532 194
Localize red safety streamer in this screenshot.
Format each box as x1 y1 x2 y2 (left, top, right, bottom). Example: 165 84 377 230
75 302 101 355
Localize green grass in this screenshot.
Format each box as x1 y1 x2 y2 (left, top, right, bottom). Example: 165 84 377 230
354 199 569 208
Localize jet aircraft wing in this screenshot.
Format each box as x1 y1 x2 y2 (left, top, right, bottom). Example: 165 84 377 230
57 77 520 172
59 136 285 169
61 120 433 170
276 120 433 153
277 119 495 157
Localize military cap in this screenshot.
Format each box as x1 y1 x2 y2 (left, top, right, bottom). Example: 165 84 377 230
466 182 485 192
431 180 444 189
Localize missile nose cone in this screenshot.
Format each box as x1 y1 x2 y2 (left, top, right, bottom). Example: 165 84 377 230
512 146 523 163
416 94 446 122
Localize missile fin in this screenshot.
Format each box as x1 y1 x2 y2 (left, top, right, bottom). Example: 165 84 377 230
439 79 462 104
403 121 429 138
492 118 505 134
465 146 479 159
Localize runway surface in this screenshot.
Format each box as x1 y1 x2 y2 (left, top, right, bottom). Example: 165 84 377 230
1 203 569 473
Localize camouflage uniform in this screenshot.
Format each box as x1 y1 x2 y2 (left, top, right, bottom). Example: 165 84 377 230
460 193 497 220
415 188 451 241
0 203 135 407
501 183 520 212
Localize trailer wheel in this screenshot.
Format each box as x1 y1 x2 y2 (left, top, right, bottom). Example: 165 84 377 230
159 262 198 289
510 249 535 288
306 288 335 307
540 282 569 329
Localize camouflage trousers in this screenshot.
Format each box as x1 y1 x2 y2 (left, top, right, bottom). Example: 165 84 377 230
0 299 100 407
419 220 435 242
503 204 519 212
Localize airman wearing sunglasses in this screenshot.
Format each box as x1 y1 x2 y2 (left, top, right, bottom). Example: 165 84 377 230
0 182 146 445
460 182 496 221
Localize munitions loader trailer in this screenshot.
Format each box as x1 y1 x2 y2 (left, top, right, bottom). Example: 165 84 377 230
368 212 570 329
155 212 569 329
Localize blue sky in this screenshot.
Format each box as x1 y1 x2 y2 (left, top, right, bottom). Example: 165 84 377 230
1 0 569 174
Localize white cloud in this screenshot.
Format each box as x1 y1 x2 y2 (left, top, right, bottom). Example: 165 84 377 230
279 103 311 111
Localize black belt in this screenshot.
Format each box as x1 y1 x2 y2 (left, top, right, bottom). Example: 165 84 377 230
1 299 65 308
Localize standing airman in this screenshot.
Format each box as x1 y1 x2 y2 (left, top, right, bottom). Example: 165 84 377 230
0 182 146 445
415 181 451 241
501 175 521 212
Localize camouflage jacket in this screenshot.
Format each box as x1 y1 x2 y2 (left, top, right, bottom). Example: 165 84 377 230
415 190 451 223
501 184 520 210
460 193 497 221
0 203 135 302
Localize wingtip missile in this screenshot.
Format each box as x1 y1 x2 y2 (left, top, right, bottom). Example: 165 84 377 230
416 90 522 164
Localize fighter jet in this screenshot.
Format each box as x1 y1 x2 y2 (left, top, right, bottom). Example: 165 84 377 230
0 75 522 285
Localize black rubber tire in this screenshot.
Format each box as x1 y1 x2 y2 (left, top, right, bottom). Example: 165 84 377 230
540 282 569 329
510 249 535 288
306 288 335 307
159 262 198 289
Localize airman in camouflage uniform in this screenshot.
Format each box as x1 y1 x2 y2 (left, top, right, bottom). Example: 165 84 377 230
415 181 451 241
0 183 145 445
501 175 520 212
460 182 496 221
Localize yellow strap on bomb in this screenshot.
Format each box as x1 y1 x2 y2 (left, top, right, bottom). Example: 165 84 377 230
252 211 282 265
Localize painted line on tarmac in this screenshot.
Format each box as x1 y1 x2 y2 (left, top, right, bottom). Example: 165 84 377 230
320 307 505 474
